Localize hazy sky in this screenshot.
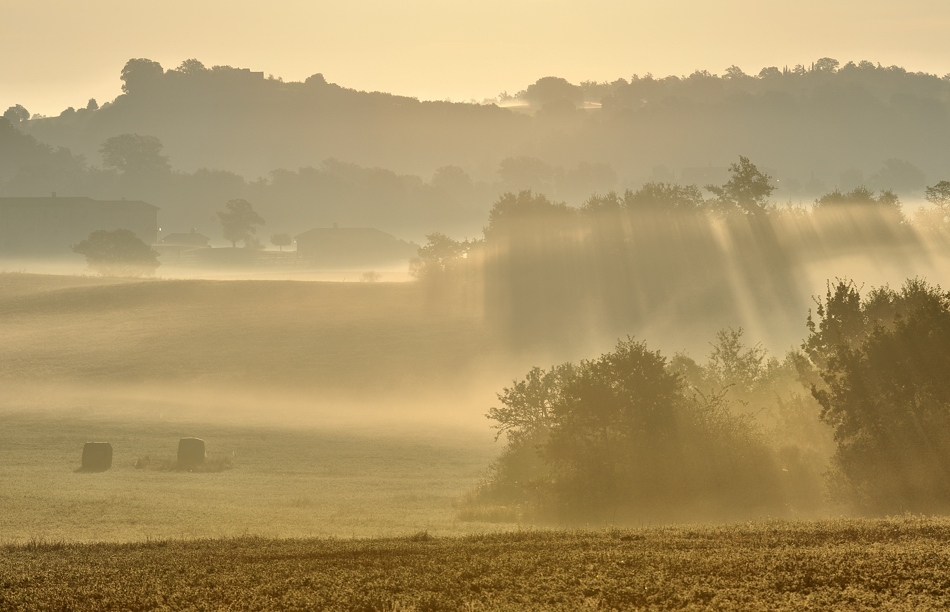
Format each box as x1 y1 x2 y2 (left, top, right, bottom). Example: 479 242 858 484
4 0 950 116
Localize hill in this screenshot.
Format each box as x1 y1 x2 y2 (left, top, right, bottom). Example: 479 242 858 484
8 57 950 192
0 273 498 394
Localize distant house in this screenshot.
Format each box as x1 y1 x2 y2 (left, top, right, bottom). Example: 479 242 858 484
294 227 418 267
0 196 158 257
159 229 210 248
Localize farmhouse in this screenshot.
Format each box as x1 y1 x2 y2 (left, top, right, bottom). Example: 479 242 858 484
0 196 158 257
294 227 418 267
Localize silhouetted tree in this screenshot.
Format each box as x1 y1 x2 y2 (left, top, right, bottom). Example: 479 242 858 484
805 279 950 513
71 229 160 276
218 199 265 247
483 337 784 521
814 57 840 73
705 156 775 216
99 134 170 177
626 182 705 212
120 58 164 95
409 232 468 279
270 232 292 251
176 59 208 75
522 76 583 112
484 190 574 239
3 104 30 125
814 186 900 210
926 181 950 212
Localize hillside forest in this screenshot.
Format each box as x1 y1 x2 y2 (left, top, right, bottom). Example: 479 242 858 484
3 56 950 240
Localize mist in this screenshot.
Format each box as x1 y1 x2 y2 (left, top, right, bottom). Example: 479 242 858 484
3 54 950 548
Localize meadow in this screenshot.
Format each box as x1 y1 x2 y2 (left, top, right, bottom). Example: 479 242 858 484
0 410 508 543
0 272 520 543
4 517 950 610
7 271 950 608
0 272 499 392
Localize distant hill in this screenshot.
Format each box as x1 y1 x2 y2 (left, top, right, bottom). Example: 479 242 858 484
8 58 950 187
3 57 950 238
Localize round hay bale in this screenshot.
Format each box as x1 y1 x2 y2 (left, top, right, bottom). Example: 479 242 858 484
177 438 206 465
81 442 113 472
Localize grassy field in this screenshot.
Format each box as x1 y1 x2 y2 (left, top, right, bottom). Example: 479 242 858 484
3 517 950 610
0 409 508 543
0 272 526 543
0 272 500 393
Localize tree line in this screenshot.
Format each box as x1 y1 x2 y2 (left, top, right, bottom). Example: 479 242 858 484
5 56 949 200
414 157 950 351
464 278 950 523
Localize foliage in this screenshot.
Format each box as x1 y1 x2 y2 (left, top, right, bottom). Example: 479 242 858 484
269 232 292 251
804 278 950 513
70 229 160 276
705 155 775 216
99 133 170 177
481 337 787 523
814 186 901 210
409 232 470 279
2 104 30 124
918 181 950 233
925 180 950 210
217 199 265 247
483 190 575 239
6 518 950 610
120 58 164 95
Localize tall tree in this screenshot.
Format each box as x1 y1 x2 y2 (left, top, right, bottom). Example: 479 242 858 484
805 279 950 513
120 58 164 95
99 134 170 178
705 156 775 216
218 199 265 247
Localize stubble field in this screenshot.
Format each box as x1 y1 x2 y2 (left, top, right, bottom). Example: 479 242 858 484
4 518 950 610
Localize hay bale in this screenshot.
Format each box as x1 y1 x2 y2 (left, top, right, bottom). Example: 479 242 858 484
177 438 206 465
81 442 113 471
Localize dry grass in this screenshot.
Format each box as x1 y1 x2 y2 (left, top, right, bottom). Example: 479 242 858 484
0 410 506 543
3 517 950 610
0 272 497 393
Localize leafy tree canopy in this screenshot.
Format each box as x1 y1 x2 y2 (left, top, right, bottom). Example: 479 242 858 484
120 58 164 95
705 155 775 216
71 229 160 276
804 278 950 513
99 134 170 177
217 199 265 247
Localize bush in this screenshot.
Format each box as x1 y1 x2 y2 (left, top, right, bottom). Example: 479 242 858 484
474 337 788 524
71 229 160 276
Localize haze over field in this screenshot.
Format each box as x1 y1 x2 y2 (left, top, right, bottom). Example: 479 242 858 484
3 0 950 566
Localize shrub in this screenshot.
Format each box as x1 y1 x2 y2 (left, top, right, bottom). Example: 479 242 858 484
474 337 787 524
71 229 160 276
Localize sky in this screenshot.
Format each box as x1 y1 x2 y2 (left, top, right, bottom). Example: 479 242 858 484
4 0 950 116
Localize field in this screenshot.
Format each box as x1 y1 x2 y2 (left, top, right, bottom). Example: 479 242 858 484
0 272 522 543
0 410 507 543
4 517 950 610
0 272 501 392
7 272 950 608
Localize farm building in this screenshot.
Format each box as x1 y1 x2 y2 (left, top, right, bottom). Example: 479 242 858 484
294 227 418 267
0 196 158 257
